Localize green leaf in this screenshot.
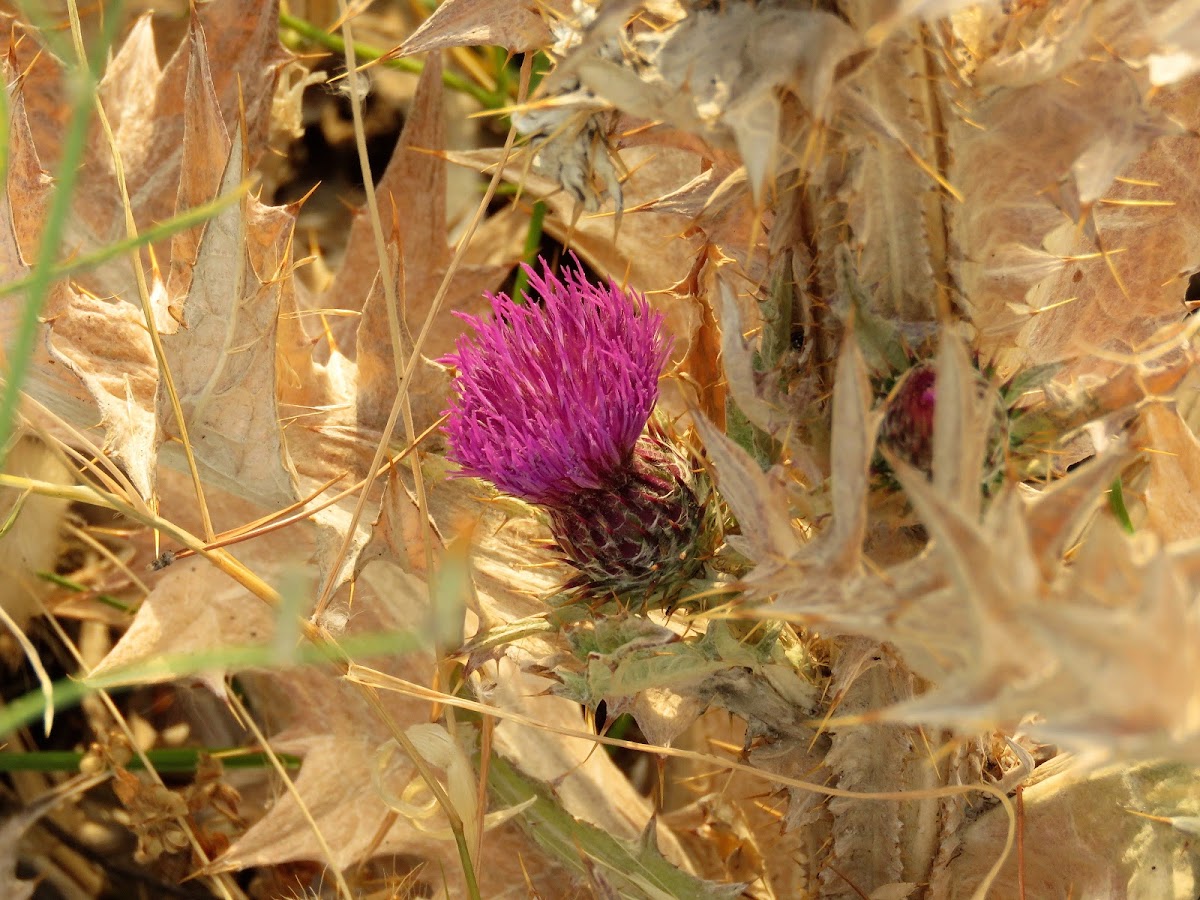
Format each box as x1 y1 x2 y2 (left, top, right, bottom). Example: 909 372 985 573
1109 476 1135 534
834 244 912 375
725 396 777 471
489 754 744 899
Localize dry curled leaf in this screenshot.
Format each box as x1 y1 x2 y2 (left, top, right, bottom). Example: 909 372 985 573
397 0 553 55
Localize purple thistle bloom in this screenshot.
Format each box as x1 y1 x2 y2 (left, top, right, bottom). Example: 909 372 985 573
442 256 718 600
441 256 671 506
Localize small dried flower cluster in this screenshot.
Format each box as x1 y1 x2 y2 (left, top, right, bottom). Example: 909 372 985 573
442 257 715 599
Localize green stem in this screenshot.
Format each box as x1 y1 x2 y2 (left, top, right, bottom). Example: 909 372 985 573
488 754 728 898
0 748 301 773
0 628 423 738
37 571 131 612
510 200 546 301
0 185 245 300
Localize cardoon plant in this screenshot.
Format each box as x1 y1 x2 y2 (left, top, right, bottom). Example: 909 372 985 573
442 256 717 600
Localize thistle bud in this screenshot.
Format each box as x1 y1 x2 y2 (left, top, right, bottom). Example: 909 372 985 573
548 423 715 595
441 256 717 600
877 360 1009 481
878 363 938 473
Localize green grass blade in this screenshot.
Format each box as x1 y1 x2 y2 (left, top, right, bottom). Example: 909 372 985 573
0 185 247 301
1109 476 1135 534
489 754 743 899
510 199 546 301
0 628 424 738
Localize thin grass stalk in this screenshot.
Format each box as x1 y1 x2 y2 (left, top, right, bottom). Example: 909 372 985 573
0 748 302 773
0 629 425 738
329 8 480 894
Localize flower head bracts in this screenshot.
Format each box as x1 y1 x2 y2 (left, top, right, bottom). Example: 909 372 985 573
441 257 671 506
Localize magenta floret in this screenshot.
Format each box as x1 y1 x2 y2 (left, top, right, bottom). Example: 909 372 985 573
441 256 671 506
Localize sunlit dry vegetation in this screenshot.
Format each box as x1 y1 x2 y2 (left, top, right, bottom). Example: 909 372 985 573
2 1 1200 898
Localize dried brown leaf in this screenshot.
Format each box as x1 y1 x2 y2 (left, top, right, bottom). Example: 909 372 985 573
1022 449 1125 581
690 411 796 567
1018 523 1200 758
930 335 991 517
736 336 884 632
711 279 767 429
323 54 448 326
488 660 694 865
165 19 231 302
1 56 51 267
43 286 158 499
354 465 440 579
444 145 704 295
836 44 946 324
824 333 881 572
157 135 299 507
320 55 512 434
1139 403 1200 541
932 759 1200 897
820 637 947 897
398 0 552 55
576 6 861 198
87 558 280 685
879 466 1056 723
950 44 1184 366
62 5 283 298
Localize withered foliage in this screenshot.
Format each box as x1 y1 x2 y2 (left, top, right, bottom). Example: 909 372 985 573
4 1 1200 899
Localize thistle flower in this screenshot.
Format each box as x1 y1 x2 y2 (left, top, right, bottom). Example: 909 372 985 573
442 257 716 598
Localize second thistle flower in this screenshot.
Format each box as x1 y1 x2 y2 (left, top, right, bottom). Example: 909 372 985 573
442 257 717 600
